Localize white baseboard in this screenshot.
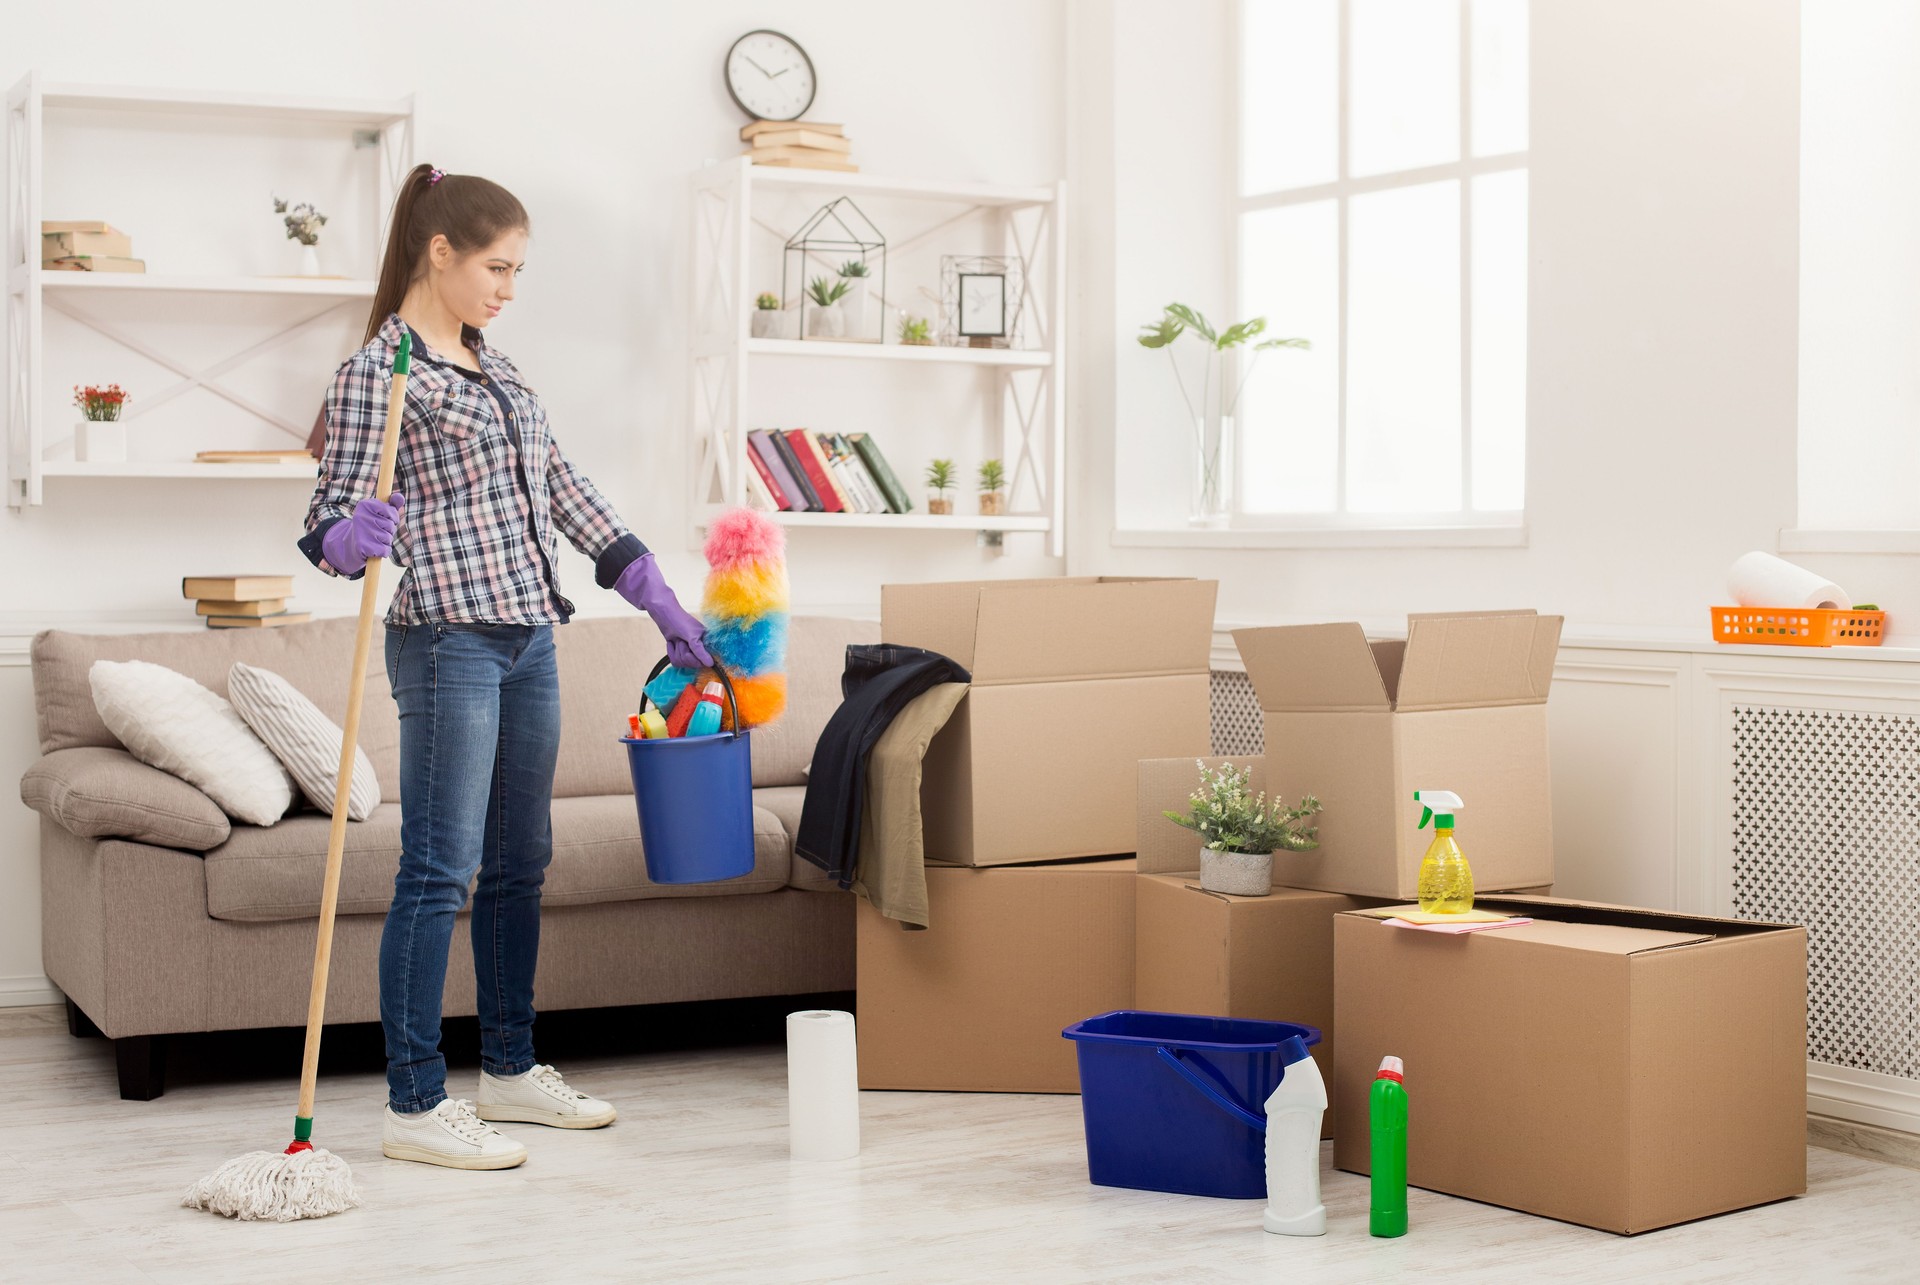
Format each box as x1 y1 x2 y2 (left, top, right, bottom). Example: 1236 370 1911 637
0 974 62 1008
1808 1060 1920 1136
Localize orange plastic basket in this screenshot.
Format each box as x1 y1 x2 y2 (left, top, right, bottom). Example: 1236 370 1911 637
1709 606 1885 647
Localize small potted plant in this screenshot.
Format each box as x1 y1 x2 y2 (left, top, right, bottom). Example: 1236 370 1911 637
73 383 131 463
273 196 328 276
805 276 851 338
977 458 1007 515
751 292 793 340
837 258 871 337
924 458 956 515
1164 760 1322 896
898 314 933 346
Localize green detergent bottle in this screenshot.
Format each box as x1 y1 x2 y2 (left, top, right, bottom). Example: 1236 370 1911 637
1370 1055 1408 1238
1414 789 1473 914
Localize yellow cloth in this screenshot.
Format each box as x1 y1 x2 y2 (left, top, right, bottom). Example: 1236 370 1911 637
851 682 970 930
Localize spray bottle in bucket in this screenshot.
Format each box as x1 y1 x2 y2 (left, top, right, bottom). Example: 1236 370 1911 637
1370 1055 1408 1237
1414 789 1473 914
1261 1038 1327 1236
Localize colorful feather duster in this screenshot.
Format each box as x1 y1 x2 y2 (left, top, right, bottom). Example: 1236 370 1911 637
643 508 789 730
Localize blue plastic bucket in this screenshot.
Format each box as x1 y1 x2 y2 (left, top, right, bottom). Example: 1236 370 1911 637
1061 1010 1320 1199
621 660 756 885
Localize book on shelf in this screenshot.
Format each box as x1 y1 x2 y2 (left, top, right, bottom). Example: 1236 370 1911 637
182 574 295 601
829 434 887 514
207 612 312 630
742 464 780 512
195 598 288 618
747 128 852 154
44 255 146 273
815 435 865 513
784 429 846 513
761 430 821 510
194 449 316 464
749 430 809 510
745 153 859 173
744 436 792 510
848 433 913 514
740 120 843 141
42 220 123 234
43 229 132 259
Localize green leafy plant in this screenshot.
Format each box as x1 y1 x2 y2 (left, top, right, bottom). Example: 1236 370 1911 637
898 314 932 345
977 459 1006 494
272 196 327 246
756 292 780 310
924 458 956 495
1138 304 1310 422
1164 760 1321 855
807 276 852 307
837 259 871 278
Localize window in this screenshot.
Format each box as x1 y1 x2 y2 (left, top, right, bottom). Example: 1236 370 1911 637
1234 0 1528 528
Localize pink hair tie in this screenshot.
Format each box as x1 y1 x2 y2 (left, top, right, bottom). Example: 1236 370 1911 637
428 167 445 185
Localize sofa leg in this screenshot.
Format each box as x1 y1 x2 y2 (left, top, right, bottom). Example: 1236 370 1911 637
65 998 102 1039
115 1034 166 1101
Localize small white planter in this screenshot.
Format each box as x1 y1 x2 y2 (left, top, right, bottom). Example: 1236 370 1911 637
838 277 869 338
75 418 127 463
297 243 321 276
1198 846 1272 897
751 309 789 339
806 303 845 339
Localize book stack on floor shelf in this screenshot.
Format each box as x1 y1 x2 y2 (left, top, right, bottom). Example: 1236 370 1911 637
182 574 309 629
42 220 145 273
746 429 912 514
741 120 856 172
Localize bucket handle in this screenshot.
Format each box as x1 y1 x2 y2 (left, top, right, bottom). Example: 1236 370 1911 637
641 656 743 738
1155 1046 1267 1133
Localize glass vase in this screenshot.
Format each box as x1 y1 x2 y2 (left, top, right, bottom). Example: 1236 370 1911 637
1189 413 1233 527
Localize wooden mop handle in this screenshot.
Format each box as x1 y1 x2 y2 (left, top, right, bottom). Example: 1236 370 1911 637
294 331 411 1134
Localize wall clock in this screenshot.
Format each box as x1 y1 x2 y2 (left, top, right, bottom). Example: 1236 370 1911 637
725 29 817 122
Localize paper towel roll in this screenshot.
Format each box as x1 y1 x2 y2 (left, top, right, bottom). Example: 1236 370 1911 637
787 1009 860 1161
1726 551 1850 611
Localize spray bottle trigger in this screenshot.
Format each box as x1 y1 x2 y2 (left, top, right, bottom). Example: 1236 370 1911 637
1419 806 1434 829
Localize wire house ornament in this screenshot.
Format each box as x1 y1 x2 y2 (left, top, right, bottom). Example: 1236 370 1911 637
939 254 1026 349
782 197 887 343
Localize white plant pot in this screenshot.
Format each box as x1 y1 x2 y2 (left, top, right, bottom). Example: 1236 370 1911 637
297 243 321 276
75 418 127 463
1198 846 1272 897
751 310 787 339
839 277 868 338
806 304 845 339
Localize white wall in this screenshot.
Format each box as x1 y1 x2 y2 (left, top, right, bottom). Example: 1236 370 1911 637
0 0 1067 1003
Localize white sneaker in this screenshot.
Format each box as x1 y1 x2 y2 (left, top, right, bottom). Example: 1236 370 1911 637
476 1063 617 1129
381 1098 528 1170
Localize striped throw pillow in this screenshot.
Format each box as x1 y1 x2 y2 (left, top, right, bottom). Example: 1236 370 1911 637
227 662 380 821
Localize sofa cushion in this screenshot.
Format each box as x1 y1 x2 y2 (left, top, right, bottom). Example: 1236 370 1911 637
758 784 839 894
228 662 381 820
32 619 401 797
21 746 231 851
202 794 793 922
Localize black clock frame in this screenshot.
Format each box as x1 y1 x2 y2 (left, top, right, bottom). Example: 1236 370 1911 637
724 28 818 123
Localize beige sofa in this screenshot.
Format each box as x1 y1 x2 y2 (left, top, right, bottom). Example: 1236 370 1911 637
21 613 877 1099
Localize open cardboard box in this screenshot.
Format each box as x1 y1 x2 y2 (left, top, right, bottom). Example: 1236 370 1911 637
1231 610 1563 898
1332 896 1808 1234
884 576 1216 867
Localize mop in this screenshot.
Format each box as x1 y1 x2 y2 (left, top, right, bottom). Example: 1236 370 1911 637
645 506 789 728
182 332 412 1221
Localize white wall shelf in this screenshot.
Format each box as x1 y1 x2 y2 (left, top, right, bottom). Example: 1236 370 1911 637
687 156 1066 557
5 72 414 506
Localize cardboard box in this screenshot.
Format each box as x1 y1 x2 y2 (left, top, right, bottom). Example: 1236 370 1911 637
1332 897 1808 1234
1232 611 1562 898
856 859 1136 1092
884 576 1217 866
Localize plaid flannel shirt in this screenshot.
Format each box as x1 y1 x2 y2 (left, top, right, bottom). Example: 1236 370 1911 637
300 312 646 625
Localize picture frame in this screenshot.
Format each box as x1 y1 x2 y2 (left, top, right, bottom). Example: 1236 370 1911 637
957 272 1008 338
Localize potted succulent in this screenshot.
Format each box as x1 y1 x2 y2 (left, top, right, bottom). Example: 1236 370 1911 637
977 459 1007 515
805 276 851 338
1164 760 1322 897
73 383 131 463
273 195 327 276
836 258 872 337
751 292 794 340
898 314 933 346
924 458 956 515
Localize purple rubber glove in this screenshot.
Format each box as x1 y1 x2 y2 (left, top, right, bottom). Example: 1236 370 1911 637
321 491 405 575
616 553 713 669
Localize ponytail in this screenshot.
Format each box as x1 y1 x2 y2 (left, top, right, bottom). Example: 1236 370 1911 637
364 163 531 343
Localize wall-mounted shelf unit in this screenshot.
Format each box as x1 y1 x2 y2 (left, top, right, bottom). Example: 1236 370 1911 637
688 156 1066 555
5 73 412 506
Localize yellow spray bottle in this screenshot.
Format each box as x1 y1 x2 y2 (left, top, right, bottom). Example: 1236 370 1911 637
1414 789 1472 914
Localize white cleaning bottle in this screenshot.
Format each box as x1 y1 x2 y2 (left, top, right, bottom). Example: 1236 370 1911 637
1262 1040 1328 1236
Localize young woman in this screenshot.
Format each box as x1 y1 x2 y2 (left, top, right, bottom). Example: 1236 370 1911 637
300 163 712 1170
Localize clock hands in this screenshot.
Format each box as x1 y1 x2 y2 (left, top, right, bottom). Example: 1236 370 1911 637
742 54 774 77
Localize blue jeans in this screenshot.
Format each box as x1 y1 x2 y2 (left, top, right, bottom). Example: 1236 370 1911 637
381 622 560 1113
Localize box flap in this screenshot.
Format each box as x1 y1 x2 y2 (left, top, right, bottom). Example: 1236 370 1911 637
1233 623 1393 712
1395 612 1563 711
1136 756 1267 875
1344 905 1714 954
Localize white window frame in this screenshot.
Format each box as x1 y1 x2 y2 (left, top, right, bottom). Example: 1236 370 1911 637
1209 0 1528 548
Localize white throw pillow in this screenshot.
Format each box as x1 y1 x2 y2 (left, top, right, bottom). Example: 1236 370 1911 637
89 660 293 827
227 662 381 821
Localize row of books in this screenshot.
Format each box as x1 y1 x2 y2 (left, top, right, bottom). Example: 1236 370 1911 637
182 574 310 629
746 429 912 514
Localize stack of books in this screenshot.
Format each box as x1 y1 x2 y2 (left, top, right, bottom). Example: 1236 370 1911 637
746 429 912 514
42 221 145 273
741 120 857 173
182 574 310 629
194 449 318 467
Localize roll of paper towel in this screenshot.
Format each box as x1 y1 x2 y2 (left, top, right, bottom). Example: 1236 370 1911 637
787 1009 859 1161
1726 551 1850 611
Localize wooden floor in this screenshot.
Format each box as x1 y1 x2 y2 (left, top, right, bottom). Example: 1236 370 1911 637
3 1004 1918 1283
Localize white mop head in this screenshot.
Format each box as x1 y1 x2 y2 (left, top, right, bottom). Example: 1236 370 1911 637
182 1147 361 1221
